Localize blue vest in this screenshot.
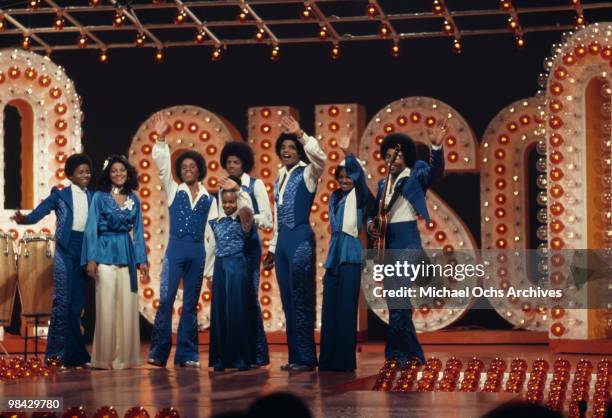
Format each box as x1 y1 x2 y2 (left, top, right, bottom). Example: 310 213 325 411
274 166 315 230
209 217 245 257
169 190 212 242
242 176 261 245
242 176 260 215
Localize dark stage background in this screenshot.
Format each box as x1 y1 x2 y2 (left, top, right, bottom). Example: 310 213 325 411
4 3 611 340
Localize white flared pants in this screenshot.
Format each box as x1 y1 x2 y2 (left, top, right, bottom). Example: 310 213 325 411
92 264 141 369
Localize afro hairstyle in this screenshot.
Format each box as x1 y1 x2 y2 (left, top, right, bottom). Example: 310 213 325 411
380 133 417 168
275 133 309 164
220 141 255 173
65 153 92 177
174 150 206 182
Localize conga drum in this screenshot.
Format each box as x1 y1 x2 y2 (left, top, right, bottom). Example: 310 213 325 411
17 234 54 320
0 232 18 325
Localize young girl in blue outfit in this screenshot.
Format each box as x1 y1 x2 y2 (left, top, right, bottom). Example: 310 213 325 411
319 143 371 372
82 155 148 370
12 154 93 368
220 141 271 367
208 177 254 371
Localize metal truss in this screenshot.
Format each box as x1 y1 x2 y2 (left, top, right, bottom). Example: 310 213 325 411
0 0 609 55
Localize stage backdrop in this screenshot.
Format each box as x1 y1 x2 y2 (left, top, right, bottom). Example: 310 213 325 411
1 22 610 342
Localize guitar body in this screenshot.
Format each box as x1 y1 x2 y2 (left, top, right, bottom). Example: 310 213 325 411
374 213 389 254
373 144 401 258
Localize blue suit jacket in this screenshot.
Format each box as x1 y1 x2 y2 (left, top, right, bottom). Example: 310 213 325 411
373 147 445 223
22 185 94 251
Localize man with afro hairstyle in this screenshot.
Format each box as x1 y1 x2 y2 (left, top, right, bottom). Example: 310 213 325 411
262 115 327 372
147 112 218 368
367 119 448 365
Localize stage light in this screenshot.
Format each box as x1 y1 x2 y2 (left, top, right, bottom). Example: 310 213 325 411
331 43 340 59
135 32 146 47
507 17 518 30
77 33 88 49
113 10 125 27
89 0 101 5
124 406 150 418
28 0 40 10
516 36 526 48
174 9 187 24
302 4 313 19
500 0 512 11
212 46 222 61
432 0 444 15
238 7 249 22
319 26 328 40
574 44 587 57
391 41 400 57
366 3 378 18
21 35 31 50
195 28 206 43
452 38 462 54
443 20 453 35
39 74 51 86
551 322 565 336
154 48 164 63
255 27 265 42
0 16 5 32
99 49 109 63
53 14 65 31
588 41 601 54
270 45 280 61
379 23 390 38
575 13 585 27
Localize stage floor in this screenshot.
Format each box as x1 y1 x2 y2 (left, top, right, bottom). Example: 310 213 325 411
0 344 607 418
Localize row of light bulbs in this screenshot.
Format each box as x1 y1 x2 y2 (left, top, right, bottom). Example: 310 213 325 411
500 1 526 48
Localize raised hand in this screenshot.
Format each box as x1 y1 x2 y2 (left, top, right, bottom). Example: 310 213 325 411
10 210 27 224
151 112 169 137
218 177 239 191
338 130 353 155
280 115 302 136
427 117 449 146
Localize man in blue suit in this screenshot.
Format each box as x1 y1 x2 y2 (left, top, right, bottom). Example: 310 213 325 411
12 153 93 367
367 121 447 364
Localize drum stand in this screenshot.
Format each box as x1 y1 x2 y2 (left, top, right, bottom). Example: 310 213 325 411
22 314 47 361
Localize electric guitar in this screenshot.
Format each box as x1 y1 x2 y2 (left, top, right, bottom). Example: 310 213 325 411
373 145 401 258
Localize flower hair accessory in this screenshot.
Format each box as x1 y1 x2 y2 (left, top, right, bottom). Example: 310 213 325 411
102 158 110 171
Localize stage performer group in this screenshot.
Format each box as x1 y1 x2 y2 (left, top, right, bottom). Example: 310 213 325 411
11 112 447 372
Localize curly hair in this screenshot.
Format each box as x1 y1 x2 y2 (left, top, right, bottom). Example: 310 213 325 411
174 150 206 182
221 141 254 173
65 153 92 177
275 133 310 164
380 133 417 168
98 154 139 195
